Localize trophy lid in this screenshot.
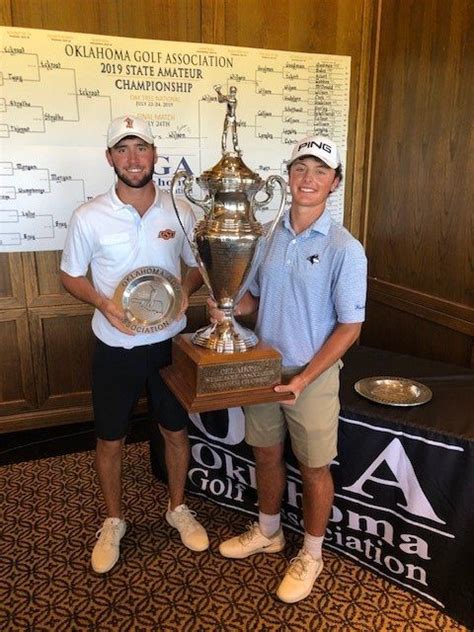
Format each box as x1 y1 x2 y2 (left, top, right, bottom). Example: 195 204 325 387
198 153 263 192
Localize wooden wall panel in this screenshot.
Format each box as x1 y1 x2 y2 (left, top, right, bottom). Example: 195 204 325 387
28 305 94 408
10 0 201 40
0 309 36 418
22 252 78 307
363 300 472 369
366 0 473 304
361 0 473 367
0 253 25 307
0 0 12 25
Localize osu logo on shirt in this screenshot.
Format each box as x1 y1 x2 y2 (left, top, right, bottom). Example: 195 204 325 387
158 229 176 240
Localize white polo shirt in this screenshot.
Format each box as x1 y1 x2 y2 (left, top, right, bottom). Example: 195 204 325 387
61 184 197 348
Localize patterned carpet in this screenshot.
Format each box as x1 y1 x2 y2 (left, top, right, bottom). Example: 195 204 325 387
0 442 468 632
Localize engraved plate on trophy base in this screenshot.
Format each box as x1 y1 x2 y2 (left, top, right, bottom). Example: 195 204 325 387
160 334 294 413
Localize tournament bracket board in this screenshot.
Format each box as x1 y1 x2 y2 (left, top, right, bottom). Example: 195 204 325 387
0 26 351 252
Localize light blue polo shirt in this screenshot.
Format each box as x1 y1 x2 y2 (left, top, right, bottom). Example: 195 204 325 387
249 208 367 367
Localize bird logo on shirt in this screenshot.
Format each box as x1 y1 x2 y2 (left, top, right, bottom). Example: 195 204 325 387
307 254 320 265
158 229 176 240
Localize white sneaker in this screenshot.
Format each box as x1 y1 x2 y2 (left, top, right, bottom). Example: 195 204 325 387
91 517 127 574
219 522 285 559
165 504 209 552
276 548 324 603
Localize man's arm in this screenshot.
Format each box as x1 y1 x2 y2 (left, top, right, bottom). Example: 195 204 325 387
274 322 362 401
60 271 133 335
178 266 204 315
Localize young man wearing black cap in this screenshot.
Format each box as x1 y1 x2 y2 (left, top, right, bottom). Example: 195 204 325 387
216 135 367 603
60 115 208 574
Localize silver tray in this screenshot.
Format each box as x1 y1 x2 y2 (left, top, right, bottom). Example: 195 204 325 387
113 266 183 334
354 376 433 407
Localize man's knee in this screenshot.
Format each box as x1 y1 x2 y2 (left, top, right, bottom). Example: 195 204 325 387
95 438 124 465
96 437 123 452
299 463 332 485
159 425 188 447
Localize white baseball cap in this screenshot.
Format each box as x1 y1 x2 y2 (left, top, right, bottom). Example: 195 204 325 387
107 115 154 148
288 135 341 169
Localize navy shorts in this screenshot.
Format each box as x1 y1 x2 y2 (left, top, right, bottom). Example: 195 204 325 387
91 337 189 441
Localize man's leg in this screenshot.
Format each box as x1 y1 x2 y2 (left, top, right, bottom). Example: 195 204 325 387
160 425 209 552
219 399 287 559
91 340 143 573
95 437 125 518
276 363 340 602
218 442 287 558
275 463 331 603
299 463 334 537
91 436 128 574
159 426 189 510
254 443 286 516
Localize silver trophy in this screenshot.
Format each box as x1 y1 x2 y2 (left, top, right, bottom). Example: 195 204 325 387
171 85 287 353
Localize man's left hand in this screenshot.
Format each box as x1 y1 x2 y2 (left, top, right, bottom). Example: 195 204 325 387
274 375 308 405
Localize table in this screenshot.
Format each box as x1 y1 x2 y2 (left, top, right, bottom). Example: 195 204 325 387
149 345 474 628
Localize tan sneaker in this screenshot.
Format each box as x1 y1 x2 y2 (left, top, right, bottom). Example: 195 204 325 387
276 549 323 603
166 504 209 552
91 517 127 574
219 522 285 559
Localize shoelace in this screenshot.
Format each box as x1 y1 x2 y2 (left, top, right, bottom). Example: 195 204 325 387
287 553 310 579
239 522 259 544
95 522 121 546
173 507 199 532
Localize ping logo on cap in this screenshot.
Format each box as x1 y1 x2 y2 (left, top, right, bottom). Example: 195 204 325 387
297 140 333 154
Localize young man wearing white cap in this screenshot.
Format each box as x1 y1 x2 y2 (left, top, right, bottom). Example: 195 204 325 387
216 135 367 603
60 115 208 574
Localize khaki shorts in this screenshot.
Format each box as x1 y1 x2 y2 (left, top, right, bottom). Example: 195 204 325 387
244 361 342 468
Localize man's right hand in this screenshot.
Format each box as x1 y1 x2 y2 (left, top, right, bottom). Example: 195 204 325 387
98 297 135 335
207 297 225 324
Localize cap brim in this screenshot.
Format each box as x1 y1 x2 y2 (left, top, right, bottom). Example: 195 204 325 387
287 153 339 169
107 132 154 148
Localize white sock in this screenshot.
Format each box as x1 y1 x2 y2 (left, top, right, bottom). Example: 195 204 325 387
303 532 324 559
259 511 281 537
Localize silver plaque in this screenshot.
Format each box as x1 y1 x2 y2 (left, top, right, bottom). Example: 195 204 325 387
354 377 433 407
113 266 183 333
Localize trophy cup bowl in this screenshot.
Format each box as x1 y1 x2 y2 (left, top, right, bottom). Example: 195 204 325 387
160 85 293 412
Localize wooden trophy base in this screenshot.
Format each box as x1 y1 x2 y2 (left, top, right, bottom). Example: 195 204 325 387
160 334 294 413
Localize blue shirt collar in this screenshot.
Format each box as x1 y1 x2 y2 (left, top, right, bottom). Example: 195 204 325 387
282 206 332 236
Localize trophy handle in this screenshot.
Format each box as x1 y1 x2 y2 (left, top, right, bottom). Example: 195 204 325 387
171 170 213 215
170 170 214 296
233 175 287 306
254 175 288 242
